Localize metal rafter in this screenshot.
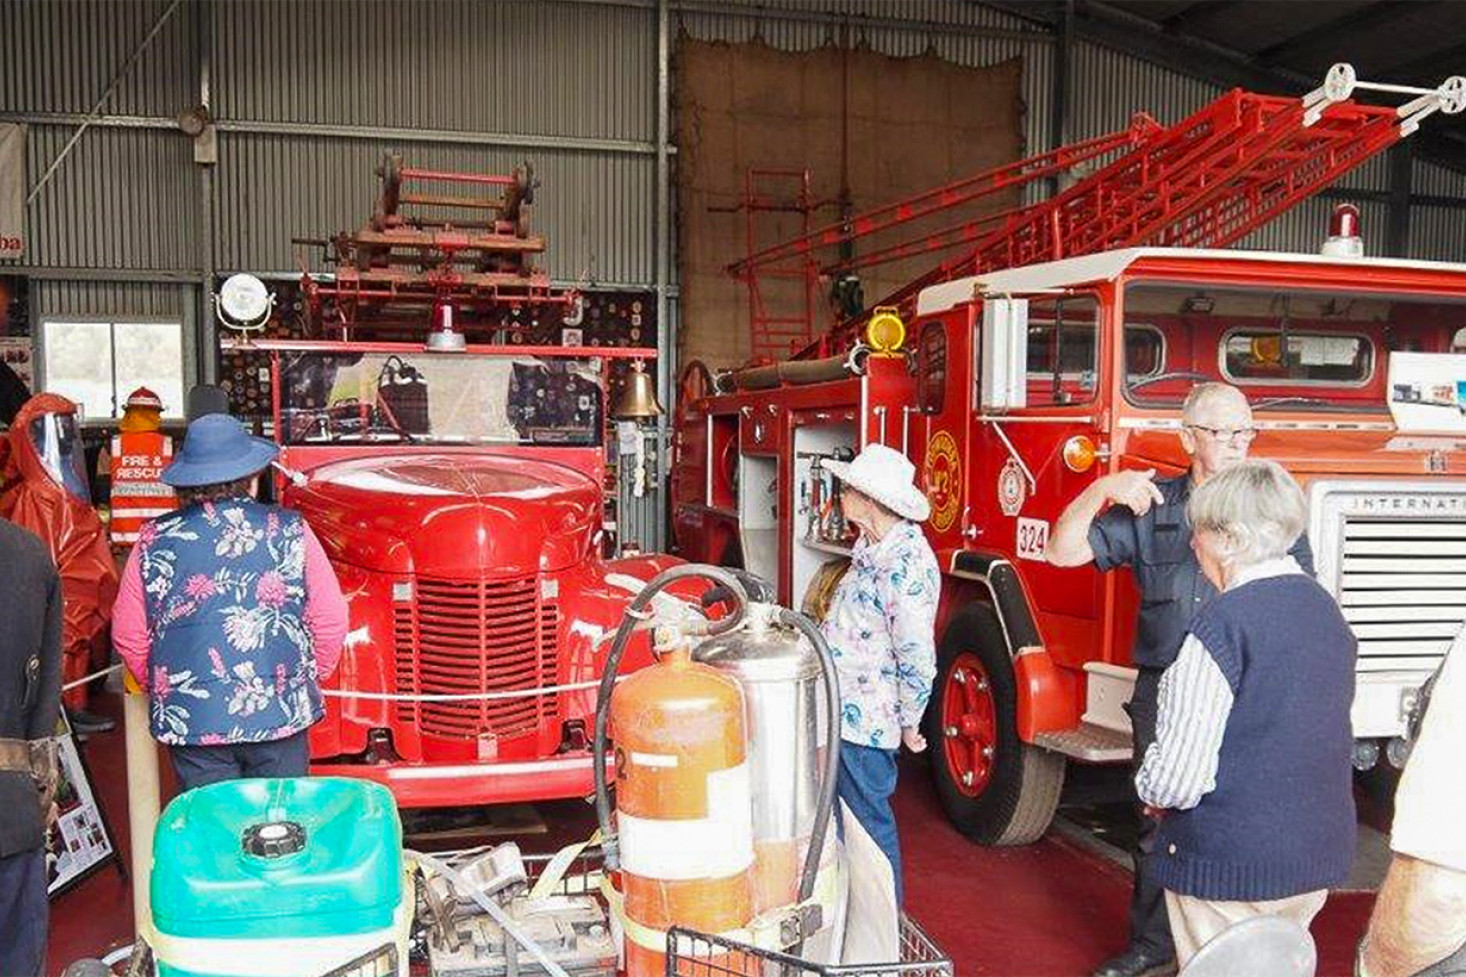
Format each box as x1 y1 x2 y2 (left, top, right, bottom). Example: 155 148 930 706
1252 1 1424 67
974 0 1466 172
1160 0 1248 33
1379 39 1466 85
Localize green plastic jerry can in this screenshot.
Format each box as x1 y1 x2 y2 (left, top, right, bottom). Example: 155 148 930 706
150 777 409 977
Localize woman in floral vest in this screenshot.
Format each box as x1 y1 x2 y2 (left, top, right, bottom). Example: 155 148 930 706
112 414 348 791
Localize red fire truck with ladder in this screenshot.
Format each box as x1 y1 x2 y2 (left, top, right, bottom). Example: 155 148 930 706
672 64 1466 845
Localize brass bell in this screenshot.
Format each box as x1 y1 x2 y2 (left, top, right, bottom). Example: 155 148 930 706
612 360 664 420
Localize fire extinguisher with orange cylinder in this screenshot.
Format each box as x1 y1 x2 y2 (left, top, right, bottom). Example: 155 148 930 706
592 565 842 973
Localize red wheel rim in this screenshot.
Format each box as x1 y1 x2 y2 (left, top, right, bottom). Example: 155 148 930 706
941 652 998 798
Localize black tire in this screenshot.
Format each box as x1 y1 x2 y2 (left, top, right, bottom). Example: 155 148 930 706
924 603 1066 846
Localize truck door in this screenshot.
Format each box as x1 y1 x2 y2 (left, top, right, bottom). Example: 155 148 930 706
969 294 1108 665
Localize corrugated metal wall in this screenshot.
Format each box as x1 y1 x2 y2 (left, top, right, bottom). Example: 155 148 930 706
7 0 1466 546
214 2 655 140
31 279 191 319
0 0 197 117
1410 158 1466 262
8 1 1466 285
2 0 661 288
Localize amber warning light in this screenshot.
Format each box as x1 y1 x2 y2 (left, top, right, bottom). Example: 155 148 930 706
1062 435 1099 473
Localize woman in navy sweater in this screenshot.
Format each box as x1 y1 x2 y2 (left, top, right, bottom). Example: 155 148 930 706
1135 459 1357 968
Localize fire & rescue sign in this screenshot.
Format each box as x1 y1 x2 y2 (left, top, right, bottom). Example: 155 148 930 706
924 430 961 532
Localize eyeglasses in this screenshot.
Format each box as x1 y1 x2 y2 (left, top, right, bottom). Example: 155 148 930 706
1187 424 1257 446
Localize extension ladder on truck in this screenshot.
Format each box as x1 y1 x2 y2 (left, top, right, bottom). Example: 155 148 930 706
727 63 1465 358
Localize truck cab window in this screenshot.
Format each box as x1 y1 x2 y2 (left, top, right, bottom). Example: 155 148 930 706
1122 282 1466 410
1026 296 1100 406
916 321 947 414
1124 325 1165 378
1222 331 1372 385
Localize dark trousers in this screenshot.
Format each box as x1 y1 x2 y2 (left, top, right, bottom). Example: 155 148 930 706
169 730 311 792
0 849 48 977
1128 668 1175 957
837 741 903 905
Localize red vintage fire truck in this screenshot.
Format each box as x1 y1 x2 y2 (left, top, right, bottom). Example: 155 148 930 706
214 160 681 808
672 66 1466 843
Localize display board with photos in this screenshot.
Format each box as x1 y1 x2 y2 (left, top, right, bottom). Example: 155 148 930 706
46 714 120 898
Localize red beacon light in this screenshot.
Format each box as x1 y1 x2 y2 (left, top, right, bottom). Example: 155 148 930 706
426 300 466 352
1322 202 1365 258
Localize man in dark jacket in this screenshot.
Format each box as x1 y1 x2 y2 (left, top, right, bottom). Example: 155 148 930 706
0 516 65 977
1048 383 1315 977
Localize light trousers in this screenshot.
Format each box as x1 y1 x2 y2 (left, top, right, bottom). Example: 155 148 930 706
1165 888 1328 968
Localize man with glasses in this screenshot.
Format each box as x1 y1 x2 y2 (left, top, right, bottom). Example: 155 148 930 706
1048 382 1314 977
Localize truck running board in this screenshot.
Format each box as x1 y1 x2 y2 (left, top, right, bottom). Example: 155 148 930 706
1034 723 1132 763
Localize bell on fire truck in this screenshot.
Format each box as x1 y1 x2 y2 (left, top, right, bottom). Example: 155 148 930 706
109 386 176 547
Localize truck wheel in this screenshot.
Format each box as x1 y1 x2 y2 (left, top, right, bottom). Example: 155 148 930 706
924 603 1065 846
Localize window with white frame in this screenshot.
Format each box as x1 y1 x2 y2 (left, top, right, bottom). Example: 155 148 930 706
42 320 185 420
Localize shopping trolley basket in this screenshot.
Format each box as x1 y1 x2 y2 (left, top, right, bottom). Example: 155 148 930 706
666 914 954 977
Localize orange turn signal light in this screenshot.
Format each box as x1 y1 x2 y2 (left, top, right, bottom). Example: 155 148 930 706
1062 435 1098 473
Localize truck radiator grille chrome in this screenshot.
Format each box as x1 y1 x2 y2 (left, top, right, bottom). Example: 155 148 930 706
1311 482 1466 675
392 576 561 740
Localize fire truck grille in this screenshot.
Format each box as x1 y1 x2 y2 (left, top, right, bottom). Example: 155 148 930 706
392 576 560 741
1337 517 1466 672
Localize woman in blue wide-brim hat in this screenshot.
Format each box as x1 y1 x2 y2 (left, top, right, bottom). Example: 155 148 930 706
110 413 350 789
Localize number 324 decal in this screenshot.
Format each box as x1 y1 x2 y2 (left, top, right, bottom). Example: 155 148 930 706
1016 517 1049 561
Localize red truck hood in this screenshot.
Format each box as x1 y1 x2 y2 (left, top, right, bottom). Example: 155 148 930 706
1125 425 1466 480
285 452 601 578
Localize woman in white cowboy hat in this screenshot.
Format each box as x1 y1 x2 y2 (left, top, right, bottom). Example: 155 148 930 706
820 443 940 906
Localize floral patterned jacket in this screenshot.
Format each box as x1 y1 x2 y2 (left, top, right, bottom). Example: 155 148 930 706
820 519 940 750
125 500 333 746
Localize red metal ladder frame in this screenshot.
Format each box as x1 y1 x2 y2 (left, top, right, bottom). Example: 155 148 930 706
727 64 1465 359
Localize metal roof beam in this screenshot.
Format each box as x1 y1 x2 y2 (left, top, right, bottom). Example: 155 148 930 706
1379 39 1466 84
1160 1 1248 33
977 1 1466 173
1252 2 1426 67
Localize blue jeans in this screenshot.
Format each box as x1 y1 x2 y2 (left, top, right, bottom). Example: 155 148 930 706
837 741 902 905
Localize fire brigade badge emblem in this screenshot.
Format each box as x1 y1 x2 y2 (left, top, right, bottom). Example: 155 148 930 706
998 458 1026 516
924 431 961 532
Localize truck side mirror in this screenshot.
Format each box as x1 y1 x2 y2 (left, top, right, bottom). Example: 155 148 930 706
980 298 1029 410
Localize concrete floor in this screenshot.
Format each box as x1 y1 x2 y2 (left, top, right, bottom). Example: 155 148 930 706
47 692 1382 976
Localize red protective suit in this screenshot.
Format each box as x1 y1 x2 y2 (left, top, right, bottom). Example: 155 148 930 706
0 394 118 709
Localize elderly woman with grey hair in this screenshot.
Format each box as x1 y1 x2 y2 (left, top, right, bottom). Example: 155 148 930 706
1135 459 1357 968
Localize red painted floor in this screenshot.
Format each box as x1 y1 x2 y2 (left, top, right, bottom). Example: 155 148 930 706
894 755 1375 976
48 696 1376 976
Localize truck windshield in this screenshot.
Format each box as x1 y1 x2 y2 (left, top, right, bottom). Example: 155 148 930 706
1122 282 1466 410
276 350 605 446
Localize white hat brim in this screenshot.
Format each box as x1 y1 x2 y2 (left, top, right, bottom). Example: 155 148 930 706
824 458 931 523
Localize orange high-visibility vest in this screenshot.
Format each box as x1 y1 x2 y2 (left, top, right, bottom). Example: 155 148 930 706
110 431 176 545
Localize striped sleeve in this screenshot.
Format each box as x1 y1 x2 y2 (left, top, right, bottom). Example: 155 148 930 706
1135 633 1235 811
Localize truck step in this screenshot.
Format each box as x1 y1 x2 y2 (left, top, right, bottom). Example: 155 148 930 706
1034 722 1132 763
